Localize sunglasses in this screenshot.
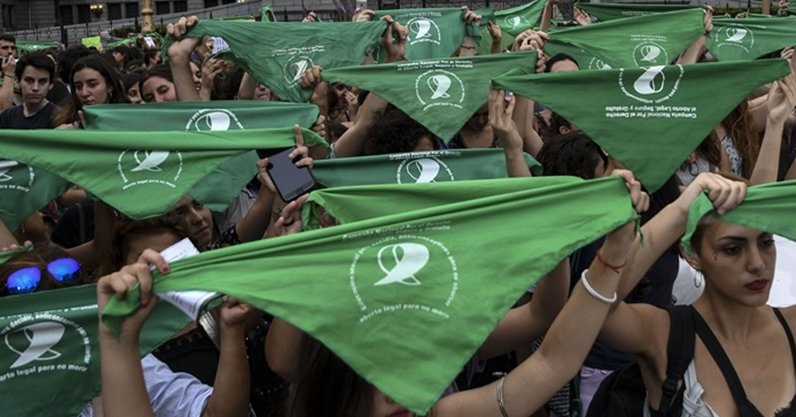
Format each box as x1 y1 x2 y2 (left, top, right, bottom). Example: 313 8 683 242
5 258 82 295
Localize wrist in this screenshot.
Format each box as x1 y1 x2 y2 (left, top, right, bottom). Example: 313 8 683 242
3 72 13 78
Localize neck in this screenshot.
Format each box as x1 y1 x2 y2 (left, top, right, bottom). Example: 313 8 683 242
23 98 48 116
693 285 770 343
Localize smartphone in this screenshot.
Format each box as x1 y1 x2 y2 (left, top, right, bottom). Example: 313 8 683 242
144 36 156 48
356 0 368 10
266 148 316 202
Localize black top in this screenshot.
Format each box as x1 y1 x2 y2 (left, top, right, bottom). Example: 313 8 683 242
0 102 57 129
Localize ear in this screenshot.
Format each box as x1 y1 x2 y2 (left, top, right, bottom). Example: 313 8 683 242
679 243 703 272
559 125 571 135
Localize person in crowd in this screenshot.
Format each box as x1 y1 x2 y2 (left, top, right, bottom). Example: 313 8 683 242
55 54 129 127
0 52 58 129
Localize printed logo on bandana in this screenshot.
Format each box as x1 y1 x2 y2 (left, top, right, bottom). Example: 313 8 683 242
117 149 183 189
185 109 245 131
350 235 458 323
415 70 465 111
619 65 684 104
407 17 442 45
588 57 613 70
0 313 92 383
632 42 669 67
715 25 755 54
396 157 454 184
0 160 34 193
283 55 314 86
503 15 530 30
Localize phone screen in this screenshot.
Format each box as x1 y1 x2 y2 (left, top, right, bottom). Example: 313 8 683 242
266 148 316 202
356 0 368 10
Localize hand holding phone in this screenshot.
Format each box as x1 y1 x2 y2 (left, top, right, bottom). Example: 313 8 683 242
265 148 316 202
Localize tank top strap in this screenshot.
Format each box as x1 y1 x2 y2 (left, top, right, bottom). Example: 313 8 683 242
773 308 796 414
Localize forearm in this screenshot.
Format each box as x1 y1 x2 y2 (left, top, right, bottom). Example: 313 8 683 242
332 93 387 157
750 117 785 185
503 138 532 177
237 72 257 101
539 1 555 32
199 83 212 101
235 186 275 243
99 335 155 417
616 203 687 300
513 96 544 158
476 259 568 360
203 325 250 417
264 318 303 383
0 214 18 248
676 35 708 65
168 55 201 102
748 94 771 133
0 76 13 111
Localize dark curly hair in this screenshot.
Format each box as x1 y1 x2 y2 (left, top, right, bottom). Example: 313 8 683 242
363 108 439 156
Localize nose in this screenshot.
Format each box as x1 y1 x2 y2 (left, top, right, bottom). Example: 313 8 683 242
747 245 768 276
155 94 166 103
187 207 204 224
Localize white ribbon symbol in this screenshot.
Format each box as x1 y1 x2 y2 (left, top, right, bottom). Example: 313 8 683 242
0 160 18 182
633 65 666 95
726 28 748 43
131 150 170 172
6 322 65 369
639 45 661 62
409 19 433 39
427 75 452 100
291 60 310 83
373 243 430 286
195 111 231 131
507 16 521 28
405 158 441 183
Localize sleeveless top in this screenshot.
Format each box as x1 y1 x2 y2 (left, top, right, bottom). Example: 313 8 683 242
645 309 796 417
720 135 744 177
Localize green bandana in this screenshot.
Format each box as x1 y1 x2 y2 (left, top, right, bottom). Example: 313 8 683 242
82 100 321 212
322 52 537 140
101 175 636 414
162 20 386 103
0 128 320 219
491 59 790 191
705 17 796 62
0 284 191 417
373 8 478 61
474 1 547 55
575 2 702 22
261 5 276 21
545 9 704 70
0 161 70 232
312 149 542 190
682 179 796 256
15 40 60 53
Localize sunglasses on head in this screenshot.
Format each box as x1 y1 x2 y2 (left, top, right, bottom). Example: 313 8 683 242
5 258 82 295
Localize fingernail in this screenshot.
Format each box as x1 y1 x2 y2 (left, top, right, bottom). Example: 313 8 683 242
161 266 170 273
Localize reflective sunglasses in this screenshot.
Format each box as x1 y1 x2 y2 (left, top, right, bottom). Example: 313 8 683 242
5 258 82 295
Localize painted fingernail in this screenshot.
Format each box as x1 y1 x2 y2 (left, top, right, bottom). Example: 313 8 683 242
161 266 170 273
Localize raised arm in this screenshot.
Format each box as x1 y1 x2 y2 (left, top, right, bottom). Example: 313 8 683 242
435 170 649 417
489 88 532 177
676 7 712 65
0 56 15 112
750 74 796 185
166 16 202 102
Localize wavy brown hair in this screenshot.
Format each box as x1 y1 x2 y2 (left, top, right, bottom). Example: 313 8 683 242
95 216 185 279
714 101 759 179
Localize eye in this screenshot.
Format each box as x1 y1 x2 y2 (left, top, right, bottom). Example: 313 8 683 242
722 246 741 256
761 238 776 249
192 201 204 209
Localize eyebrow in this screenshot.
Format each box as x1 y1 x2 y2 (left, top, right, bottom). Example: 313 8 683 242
718 233 773 242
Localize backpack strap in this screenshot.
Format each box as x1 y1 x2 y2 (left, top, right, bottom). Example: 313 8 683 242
656 305 696 415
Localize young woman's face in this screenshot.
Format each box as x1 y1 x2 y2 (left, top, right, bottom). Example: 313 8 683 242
73 68 111 106
689 221 776 305
254 84 272 101
127 84 142 104
168 195 213 250
189 61 202 92
142 76 177 103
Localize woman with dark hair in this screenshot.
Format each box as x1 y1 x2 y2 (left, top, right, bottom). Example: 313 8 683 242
54 54 130 127
139 64 177 103
122 72 143 104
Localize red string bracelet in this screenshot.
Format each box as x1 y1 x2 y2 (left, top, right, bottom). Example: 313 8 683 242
596 250 627 274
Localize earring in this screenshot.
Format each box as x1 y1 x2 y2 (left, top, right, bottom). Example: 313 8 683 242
694 270 703 288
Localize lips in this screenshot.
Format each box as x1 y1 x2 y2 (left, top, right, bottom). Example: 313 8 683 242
745 280 769 291
388 410 411 417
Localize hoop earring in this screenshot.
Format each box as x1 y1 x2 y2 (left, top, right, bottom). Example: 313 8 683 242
694 270 704 289
688 160 700 176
